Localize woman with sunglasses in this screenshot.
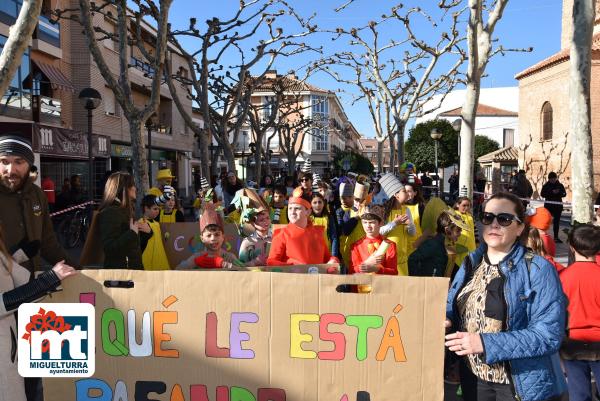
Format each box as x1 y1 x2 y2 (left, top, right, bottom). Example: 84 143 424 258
445 192 567 401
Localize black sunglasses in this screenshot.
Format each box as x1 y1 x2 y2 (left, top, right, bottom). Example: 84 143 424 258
481 212 522 227
300 178 312 182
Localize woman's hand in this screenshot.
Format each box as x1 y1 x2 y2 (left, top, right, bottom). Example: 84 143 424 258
445 331 484 356
129 218 139 234
52 261 78 280
137 221 152 234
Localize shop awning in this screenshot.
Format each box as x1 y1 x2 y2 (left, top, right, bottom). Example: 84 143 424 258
32 60 74 92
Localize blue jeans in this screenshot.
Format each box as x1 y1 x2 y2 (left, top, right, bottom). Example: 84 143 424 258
563 359 600 401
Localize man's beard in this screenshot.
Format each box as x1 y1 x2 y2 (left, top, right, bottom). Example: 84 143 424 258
1 172 27 191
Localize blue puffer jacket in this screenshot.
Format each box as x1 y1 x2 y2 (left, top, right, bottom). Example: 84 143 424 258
447 243 567 401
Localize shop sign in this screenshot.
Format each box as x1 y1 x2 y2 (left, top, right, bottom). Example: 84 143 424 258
32 124 111 158
111 144 167 160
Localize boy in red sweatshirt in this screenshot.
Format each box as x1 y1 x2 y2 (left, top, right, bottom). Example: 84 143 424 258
350 204 397 275
267 187 339 267
560 223 600 401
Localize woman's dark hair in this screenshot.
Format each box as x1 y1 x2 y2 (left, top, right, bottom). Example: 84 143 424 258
568 224 600 257
99 171 136 217
310 193 329 217
299 171 313 181
484 192 526 222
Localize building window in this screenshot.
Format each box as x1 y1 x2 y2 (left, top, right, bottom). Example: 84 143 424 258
503 128 515 147
312 128 328 152
0 34 30 110
311 95 328 152
541 102 553 140
263 96 276 121
0 0 21 25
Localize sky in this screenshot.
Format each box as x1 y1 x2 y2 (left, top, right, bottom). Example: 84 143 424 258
167 0 564 137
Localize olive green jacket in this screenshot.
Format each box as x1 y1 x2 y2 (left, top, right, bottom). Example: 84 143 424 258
0 180 70 273
97 203 143 269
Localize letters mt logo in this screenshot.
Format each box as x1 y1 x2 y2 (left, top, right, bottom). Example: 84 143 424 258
18 303 95 377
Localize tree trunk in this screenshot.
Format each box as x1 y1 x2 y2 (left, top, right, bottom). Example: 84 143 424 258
197 129 210 185
0 0 43 96
388 133 396 174
222 143 236 173
254 147 262 183
395 119 405 168
459 81 480 199
570 0 596 223
128 118 148 205
377 140 384 173
287 150 296 176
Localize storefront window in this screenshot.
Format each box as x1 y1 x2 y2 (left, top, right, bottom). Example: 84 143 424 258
0 34 31 110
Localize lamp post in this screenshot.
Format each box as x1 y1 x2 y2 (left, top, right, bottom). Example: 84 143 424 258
78 88 102 203
145 115 158 187
430 127 443 197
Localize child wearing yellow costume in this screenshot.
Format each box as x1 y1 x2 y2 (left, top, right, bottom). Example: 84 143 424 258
378 174 416 276
335 182 365 270
404 183 424 256
138 195 171 270
453 197 476 268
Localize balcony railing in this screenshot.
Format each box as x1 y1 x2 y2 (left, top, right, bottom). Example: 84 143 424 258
40 96 61 117
130 56 167 80
34 15 60 48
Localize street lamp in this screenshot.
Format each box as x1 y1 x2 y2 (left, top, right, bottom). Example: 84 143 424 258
145 115 158 186
430 127 443 197
78 87 102 203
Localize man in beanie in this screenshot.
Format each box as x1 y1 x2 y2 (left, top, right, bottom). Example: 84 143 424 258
0 135 71 274
0 134 75 401
267 187 339 266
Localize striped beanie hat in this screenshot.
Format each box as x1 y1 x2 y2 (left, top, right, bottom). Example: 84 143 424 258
312 173 322 193
200 176 210 190
301 159 311 173
0 135 34 166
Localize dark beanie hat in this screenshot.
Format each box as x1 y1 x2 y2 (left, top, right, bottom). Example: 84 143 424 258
0 135 34 166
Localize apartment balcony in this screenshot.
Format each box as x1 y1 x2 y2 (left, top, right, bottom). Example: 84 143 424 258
32 15 62 58
130 56 167 80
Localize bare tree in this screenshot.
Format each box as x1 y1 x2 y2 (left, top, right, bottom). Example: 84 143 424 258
0 0 43 96
246 72 320 180
277 113 315 176
440 0 531 197
57 0 173 200
520 131 572 196
165 1 317 184
569 0 596 223
314 3 466 172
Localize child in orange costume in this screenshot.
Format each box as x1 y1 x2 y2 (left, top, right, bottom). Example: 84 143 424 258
350 204 397 275
267 187 339 267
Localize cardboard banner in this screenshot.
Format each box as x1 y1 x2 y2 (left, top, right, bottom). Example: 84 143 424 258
43 270 448 401
161 222 243 268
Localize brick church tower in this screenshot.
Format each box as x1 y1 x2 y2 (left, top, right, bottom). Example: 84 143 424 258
515 0 600 200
